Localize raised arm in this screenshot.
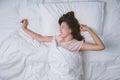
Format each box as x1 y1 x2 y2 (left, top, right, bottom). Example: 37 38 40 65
80 24 105 51
21 19 53 42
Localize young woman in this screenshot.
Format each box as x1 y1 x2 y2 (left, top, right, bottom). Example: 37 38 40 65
21 11 105 52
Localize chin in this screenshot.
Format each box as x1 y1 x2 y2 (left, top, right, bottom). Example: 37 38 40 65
60 34 67 38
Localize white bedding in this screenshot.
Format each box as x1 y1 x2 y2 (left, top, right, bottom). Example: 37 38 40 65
0 30 84 80
0 0 120 80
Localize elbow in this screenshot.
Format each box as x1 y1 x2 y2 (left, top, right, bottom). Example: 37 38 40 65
100 46 105 50
99 45 105 50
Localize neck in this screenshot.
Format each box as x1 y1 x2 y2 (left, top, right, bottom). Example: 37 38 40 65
62 34 74 42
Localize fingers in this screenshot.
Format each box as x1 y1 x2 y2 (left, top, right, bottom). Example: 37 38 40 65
80 26 83 30
80 24 86 29
20 19 28 29
20 19 27 23
81 24 87 26
80 27 84 32
80 24 89 32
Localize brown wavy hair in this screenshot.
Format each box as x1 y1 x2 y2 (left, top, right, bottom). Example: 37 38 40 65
58 11 84 41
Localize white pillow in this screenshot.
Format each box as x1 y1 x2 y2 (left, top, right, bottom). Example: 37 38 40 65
102 0 120 35
19 0 44 35
40 2 105 36
44 0 90 2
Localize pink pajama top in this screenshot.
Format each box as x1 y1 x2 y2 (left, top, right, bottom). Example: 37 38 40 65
54 36 84 53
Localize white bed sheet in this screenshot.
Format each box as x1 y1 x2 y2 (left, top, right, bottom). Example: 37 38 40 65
0 0 120 80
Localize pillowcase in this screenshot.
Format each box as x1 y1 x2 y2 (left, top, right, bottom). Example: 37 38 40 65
44 0 91 3
102 0 120 35
40 2 105 36
19 0 44 35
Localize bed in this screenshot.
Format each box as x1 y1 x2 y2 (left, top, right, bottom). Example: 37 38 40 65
0 0 120 80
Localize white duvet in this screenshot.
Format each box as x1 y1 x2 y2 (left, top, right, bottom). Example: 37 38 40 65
47 40 83 80
0 0 120 80
0 29 84 80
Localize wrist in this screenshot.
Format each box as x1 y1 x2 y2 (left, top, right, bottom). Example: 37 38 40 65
87 27 92 32
22 26 27 30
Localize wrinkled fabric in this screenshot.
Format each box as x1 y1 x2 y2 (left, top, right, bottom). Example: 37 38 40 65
47 39 83 80
0 30 84 80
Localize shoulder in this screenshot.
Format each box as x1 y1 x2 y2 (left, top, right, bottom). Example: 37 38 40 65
77 40 84 52
54 35 63 42
75 39 84 44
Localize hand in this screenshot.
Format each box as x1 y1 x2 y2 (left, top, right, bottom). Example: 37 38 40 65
20 19 28 29
80 24 90 32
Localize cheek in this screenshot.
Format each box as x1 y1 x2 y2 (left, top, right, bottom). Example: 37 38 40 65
65 30 70 34
61 29 71 36
61 28 68 33
65 28 71 34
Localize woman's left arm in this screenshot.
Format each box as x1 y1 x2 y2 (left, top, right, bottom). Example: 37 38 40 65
80 24 105 51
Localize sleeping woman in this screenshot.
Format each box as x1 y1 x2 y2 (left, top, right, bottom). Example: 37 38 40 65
20 11 105 80
21 11 105 52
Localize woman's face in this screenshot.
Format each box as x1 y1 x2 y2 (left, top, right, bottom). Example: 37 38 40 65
59 22 72 38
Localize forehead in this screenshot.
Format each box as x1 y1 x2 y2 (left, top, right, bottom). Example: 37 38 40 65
61 22 68 26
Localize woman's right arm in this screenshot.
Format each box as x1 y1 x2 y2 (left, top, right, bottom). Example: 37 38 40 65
21 19 53 42
80 24 105 51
